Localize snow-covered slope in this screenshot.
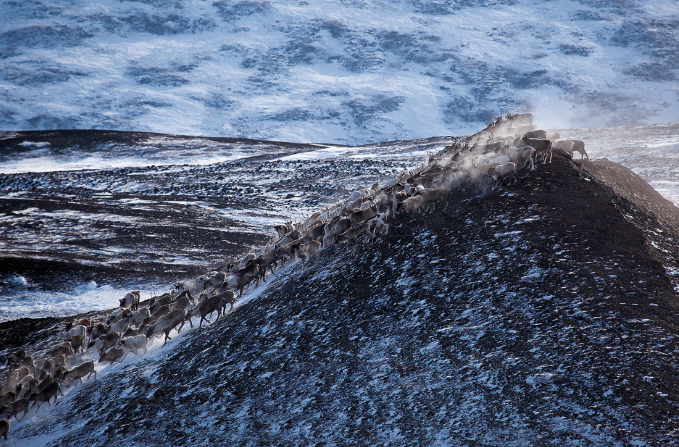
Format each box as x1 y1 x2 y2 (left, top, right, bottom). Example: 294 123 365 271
0 129 444 321
1 0 678 144
4 151 679 446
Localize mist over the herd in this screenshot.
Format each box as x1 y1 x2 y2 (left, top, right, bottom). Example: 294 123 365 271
2 0 679 446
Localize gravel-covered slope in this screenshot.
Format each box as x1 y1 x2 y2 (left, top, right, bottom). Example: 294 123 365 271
9 152 679 446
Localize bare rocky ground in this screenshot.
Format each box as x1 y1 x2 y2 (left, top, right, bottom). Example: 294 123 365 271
2 149 679 445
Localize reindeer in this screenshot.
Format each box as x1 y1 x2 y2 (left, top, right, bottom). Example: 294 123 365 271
373 191 393 214
88 323 107 341
149 293 173 314
188 295 227 328
572 140 588 159
14 356 35 376
0 419 8 446
146 309 188 346
109 318 130 336
105 307 131 326
67 324 87 340
0 398 29 421
301 224 326 247
224 273 249 298
522 138 552 164
129 308 151 329
243 254 274 281
274 224 289 238
30 382 62 411
505 146 535 171
492 162 517 187
237 262 265 289
398 195 424 220
169 291 196 312
350 205 378 227
419 186 449 213
339 224 373 245
144 304 171 327
61 361 96 385
523 129 547 140
44 354 67 374
49 342 73 359
119 291 141 311
115 335 148 358
218 290 237 315
391 191 408 218
370 213 390 237
202 272 226 293
302 211 323 230
35 376 53 394
89 333 121 357
68 335 85 354
98 347 125 363
4 350 26 373
295 241 321 267
323 217 351 247
0 393 13 408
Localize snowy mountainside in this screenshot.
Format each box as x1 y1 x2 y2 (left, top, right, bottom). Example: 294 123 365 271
1 0 678 143
2 121 679 321
5 151 679 446
0 129 444 320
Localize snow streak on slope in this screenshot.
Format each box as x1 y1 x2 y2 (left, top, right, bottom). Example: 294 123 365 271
1 0 678 144
0 136 265 174
0 280 165 322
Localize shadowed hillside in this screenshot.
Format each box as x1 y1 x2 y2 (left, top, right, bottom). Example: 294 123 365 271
8 151 679 445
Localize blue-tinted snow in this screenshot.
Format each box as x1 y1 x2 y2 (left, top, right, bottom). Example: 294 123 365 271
1 0 678 144
0 280 165 322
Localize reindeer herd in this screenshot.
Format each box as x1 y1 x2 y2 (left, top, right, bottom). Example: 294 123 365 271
0 113 586 442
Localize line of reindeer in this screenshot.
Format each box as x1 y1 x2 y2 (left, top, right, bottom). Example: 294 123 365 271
0 113 586 440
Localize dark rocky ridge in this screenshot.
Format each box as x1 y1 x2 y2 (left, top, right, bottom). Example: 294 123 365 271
6 151 679 445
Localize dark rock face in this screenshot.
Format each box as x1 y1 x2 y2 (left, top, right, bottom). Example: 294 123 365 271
9 153 679 445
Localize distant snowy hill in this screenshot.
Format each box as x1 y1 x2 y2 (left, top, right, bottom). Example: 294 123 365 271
1 0 678 144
